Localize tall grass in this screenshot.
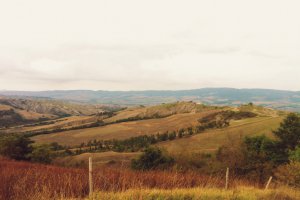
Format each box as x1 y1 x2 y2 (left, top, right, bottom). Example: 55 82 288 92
0 158 277 200
92 187 300 200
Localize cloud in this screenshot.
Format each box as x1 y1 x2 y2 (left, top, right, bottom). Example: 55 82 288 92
0 0 300 91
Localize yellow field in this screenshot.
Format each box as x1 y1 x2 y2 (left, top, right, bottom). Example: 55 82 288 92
91 187 300 200
158 116 283 154
32 111 218 146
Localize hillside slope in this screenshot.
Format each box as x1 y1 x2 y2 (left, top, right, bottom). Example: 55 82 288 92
158 116 283 154
0 97 113 128
32 102 283 147
104 101 217 123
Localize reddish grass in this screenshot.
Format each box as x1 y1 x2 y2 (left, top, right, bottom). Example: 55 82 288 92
0 157 255 200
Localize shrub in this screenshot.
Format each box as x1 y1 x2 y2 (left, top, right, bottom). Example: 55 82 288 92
29 144 53 164
131 147 174 170
289 146 300 162
275 162 300 187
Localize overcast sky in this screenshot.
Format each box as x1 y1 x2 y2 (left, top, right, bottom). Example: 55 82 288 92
0 0 300 91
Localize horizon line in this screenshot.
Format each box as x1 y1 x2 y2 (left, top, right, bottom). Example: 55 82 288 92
0 87 299 93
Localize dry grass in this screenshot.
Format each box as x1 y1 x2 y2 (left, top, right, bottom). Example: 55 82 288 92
32 111 218 146
0 158 258 200
92 187 300 200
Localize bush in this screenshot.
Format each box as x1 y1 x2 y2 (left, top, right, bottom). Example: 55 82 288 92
275 162 300 187
131 147 174 170
216 138 246 171
289 146 300 162
29 144 53 164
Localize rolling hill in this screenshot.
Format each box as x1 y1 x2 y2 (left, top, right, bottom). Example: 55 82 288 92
0 99 288 167
0 97 118 129
27 101 287 167
31 102 284 147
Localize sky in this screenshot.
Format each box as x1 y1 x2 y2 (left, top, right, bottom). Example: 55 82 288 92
0 0 300 91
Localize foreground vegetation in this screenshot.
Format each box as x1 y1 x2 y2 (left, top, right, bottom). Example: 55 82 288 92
0 157 254 200
3 157 300 200
92 187 300 200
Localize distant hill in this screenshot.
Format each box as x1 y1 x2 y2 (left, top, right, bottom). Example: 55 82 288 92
104 101 217 123
1 88 300 111
0 97 117 128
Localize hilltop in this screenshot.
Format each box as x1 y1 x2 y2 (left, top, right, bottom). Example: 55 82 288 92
104 101 215 123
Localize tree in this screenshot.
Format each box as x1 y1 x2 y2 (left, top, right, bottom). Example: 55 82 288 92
131 147 174 170
168 131 176 140
50 142 63 151
30 144 53 164
242 135 277 182
0 135 33 160
274 113 300 150
187 127 193 135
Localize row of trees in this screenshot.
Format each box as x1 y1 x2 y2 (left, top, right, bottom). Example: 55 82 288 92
74 127 201 155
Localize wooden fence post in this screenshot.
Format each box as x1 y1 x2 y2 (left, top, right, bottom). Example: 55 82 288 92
265 176 273 190
225 167 229 190
89 157 93 197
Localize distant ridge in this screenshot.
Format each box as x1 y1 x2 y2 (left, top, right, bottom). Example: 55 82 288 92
1 88 300 111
